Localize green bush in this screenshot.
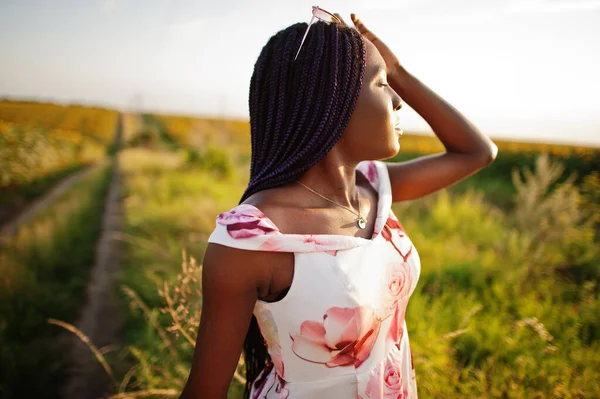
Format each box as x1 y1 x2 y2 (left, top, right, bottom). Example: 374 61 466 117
182 147 234 179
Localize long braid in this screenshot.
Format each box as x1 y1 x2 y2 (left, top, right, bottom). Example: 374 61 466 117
253 23 321 182
259 29 293 174
248 42 268 179
275 26 337 176
239 20 367 399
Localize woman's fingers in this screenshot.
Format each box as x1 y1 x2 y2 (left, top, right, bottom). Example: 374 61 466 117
351 14 377 41
350 13 403 71
350 14 368 33
351 14 385 47
333 13 351 28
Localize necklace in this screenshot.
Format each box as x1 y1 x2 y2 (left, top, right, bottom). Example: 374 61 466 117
295 180 367 230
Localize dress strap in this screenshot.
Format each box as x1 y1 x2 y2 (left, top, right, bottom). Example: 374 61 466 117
356 159 381 191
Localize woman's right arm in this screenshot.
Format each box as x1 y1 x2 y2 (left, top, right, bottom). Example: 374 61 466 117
178 243 271 399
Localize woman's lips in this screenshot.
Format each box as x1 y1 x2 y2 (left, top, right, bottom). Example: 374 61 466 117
393 117 403 135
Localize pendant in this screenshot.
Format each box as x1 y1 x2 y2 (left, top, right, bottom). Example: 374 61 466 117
357 216 366 230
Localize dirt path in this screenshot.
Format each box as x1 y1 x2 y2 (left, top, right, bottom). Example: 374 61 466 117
61 114 125 399
0 165 96 246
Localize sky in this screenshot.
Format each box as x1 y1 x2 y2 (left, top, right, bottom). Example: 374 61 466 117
1 0 599 146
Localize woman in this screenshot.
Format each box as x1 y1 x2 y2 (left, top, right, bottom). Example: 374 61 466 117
180 8 497 399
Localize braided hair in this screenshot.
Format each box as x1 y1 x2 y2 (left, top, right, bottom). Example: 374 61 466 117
238 19 367 398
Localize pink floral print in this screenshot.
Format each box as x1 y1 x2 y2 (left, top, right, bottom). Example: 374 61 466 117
255 304 285 378
382 213 406 242
269 344 285 379
359 161 379 185
388 301 408 346
251 362 289 399
377 260 413 321
208 160 420 398
382 213 413 264
259 234 340 256
365 349 408 399
216 205 279 239
377 212 414 346
290 305 382 368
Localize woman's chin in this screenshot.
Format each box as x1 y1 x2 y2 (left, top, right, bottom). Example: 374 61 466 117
379 141 400 159
388 135 401 155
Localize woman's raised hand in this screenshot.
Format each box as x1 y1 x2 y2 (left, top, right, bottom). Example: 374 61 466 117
334 12 403 75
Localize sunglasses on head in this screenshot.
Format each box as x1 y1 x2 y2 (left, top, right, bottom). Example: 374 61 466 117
294 6 343 62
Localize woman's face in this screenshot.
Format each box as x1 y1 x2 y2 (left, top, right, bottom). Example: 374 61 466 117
338 38 404 161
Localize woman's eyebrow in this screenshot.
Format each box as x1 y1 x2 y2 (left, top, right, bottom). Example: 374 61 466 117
371 66 387 79
369 63 384 73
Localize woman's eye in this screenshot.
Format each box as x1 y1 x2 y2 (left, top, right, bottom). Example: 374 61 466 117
379 82 389 87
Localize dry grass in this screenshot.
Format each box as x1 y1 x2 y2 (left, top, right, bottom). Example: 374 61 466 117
48 249 246 397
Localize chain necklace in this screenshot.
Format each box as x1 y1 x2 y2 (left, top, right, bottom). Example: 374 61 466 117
295 180 367 230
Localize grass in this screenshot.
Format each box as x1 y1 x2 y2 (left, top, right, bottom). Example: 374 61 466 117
4 102 597 397
0 162 90 225
396 183 600 397
109 148 245 397
0 160 113 399
389 150 600 211
23 111 596 398
74 147 597 398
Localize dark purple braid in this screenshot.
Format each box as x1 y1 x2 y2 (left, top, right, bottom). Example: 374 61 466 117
238 20 367 399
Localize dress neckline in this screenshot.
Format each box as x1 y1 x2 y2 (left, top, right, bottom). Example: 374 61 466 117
237 161 392 247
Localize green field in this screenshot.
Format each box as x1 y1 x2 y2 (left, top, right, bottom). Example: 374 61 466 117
1 100 599 398
0 161 113 398
109 113 600 397
109 147 600 398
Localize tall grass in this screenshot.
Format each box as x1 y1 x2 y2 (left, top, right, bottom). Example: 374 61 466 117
0 161 113 398
52 151 599 398
0 162 89 225
111 148 245 397
396 153 599 397
389 150 600 211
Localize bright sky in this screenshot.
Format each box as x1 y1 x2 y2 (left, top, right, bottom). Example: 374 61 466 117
1 0 599 146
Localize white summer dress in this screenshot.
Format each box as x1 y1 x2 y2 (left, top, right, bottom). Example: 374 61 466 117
207 160 421 399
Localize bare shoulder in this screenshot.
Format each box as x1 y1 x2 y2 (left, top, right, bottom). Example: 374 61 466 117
204 241 291 299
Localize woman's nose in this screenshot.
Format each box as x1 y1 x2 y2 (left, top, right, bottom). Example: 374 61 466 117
392 89 403 111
